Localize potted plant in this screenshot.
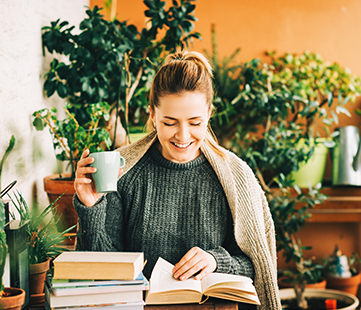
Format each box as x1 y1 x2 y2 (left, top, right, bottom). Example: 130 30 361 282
207 25 361 309
323 246 361 296
0 135 26 310
36 1 201 235
8 189 76 303
41 2 201 147
32 101 112 236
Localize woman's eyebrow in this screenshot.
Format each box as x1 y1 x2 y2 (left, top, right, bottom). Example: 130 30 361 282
163 116 203 120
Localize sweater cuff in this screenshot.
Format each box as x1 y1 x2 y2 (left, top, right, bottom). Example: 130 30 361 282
207 246 232 274
73 194 107 249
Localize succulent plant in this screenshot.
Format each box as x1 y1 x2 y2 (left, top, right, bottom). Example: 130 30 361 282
0 135 15 297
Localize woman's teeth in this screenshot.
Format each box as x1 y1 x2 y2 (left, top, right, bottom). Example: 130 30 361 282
173 142 191 148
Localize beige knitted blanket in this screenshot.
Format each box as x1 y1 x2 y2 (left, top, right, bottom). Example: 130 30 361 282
117 131 281 310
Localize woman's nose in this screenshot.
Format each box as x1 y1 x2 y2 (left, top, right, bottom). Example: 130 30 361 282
176 124 190 141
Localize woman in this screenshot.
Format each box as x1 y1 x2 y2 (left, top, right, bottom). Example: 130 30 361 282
74 50 281 309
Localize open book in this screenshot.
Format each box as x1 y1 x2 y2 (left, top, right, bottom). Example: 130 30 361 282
145 257 260 305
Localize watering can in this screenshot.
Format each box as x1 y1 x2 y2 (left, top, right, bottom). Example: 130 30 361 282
332 125 361 186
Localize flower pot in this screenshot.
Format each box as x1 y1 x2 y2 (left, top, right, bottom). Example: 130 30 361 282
278 276 327 289
0 287 26 310
29 259 50 303
289 139 329 188
43 173 77 245
280 288 359 310
327 273 361 296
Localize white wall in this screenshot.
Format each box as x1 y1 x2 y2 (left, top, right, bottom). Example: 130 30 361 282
0 0 88 209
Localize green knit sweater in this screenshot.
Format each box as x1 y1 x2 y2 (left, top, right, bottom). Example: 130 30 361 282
75 144 254 280
75 131 281 309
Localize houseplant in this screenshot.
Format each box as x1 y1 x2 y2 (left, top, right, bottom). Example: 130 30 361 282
8 189 77 302
323 247 361 296
37 1 201 235
207 25 361 309
33 101 111 235
0 135 26 310
41 1 201 147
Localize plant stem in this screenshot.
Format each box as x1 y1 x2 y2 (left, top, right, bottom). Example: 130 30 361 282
37 112 71 159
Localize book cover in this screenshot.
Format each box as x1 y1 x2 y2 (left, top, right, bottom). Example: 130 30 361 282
45 282 144 308
51 277 149 297
45 300 145 310
51 273 146 289
52 251 144 281
145 257 260 305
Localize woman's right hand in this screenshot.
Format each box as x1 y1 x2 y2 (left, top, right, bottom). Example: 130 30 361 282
74 149 103 207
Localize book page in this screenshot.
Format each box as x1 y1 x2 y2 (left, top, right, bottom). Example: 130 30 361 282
201 272 255 293
149 257 202 293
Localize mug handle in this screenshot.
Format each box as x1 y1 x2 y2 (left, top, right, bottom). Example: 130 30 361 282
120 156 126 168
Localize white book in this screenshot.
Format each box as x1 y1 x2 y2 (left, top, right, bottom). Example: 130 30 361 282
45 282 144 308
45 300 145 310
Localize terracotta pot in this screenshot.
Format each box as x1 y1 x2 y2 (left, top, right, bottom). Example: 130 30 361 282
29 259 50 296
280 288 359 310
43 173 77 245
327 273 361 296
278 276 327 289
0 287 26 310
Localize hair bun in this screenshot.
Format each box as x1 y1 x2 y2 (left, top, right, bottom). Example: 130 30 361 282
165 50 213 77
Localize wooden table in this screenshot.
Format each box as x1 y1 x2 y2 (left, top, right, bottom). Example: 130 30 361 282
145 299 238 310
30 298 239 310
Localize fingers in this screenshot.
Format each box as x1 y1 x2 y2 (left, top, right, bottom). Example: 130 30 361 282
80 149 90 160
173 247 217 281
76 150 96 178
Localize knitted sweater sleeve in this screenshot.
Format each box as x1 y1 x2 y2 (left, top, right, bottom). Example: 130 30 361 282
74 193 124 252
207 242 255 280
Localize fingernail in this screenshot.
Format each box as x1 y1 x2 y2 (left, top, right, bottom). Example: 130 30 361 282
180 276 185 281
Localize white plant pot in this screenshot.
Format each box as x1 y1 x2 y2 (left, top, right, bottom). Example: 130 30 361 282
280 288 359 310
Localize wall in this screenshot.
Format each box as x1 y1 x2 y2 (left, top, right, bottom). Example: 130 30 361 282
91 0 361 75
0 0 87 209
90 0 361 130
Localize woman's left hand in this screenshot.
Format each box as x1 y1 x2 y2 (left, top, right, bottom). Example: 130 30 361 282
172 247 217 281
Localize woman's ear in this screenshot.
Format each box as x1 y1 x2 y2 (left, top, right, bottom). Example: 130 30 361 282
148 106 156 128
208 105 213 120
148 105 154 119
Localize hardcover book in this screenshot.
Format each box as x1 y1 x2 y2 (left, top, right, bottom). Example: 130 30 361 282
52 251 144 281
45 281 144 308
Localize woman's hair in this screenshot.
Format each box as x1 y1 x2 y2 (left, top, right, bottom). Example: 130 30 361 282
149 50 226 158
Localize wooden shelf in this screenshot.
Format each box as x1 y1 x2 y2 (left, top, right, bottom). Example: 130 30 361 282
308 187 361 223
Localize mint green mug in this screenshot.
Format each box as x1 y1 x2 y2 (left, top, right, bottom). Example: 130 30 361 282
89 151 126 193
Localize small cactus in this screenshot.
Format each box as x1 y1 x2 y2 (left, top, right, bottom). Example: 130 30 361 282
0 135 15 297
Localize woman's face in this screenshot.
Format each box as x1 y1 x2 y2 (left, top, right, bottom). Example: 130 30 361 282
150 92 211 163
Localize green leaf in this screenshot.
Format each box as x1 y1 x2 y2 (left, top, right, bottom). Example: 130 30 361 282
335 105 351 117
32 118 45 131
327 92 333 107
57 83 68 98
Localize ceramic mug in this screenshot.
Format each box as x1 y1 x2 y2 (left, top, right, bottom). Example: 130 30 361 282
89 151 125 193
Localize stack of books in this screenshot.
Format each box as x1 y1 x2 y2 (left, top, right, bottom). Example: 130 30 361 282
45 251 148 310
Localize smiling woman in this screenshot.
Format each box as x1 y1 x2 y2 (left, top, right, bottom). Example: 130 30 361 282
73 50 281 310
149 92 210 163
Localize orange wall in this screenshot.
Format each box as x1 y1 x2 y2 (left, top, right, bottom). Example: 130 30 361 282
90 0 361 129
90 0 361 76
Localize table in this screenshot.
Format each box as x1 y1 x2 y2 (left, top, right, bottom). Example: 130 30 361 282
145 299 238 310
30 299 239 310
